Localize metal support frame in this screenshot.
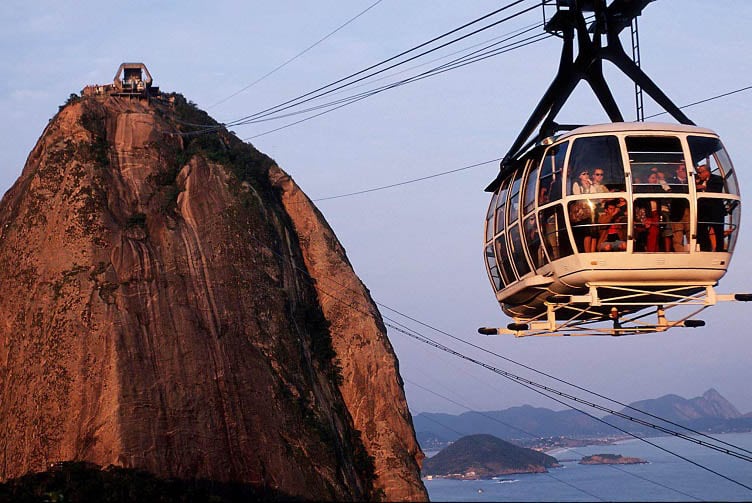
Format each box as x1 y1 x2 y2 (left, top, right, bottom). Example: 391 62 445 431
493 0 692 187
631 17 645 122
479 283 752 337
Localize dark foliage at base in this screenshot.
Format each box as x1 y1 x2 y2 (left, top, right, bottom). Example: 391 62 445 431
0 462 304 502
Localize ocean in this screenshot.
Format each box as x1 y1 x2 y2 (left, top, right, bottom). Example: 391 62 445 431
424 431 752 502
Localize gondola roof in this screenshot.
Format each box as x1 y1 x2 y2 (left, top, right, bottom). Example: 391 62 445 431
555 122 716 138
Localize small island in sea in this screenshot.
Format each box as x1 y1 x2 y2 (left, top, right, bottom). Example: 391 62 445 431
422 434 560 480
579 453 648 465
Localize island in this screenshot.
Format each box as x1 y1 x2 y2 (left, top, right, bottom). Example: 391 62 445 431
422 434 560 480
579 453 647 465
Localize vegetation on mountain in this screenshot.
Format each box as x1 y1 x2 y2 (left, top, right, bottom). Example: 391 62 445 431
0 462 301 502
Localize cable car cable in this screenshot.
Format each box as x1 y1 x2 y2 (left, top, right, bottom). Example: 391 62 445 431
312 158 501 202
407 382 608 502
229 19 552 131
378 301 752 458
300 86 752 208
208 0 386 109
173 0 537 135
212 1 540 132
311 12 591 107
241 33 552 140
644 84 752 120
318 20 546 100
234 29 550 127
171 7 543 137
383 313 752 463
223 23 551 138
388 322 752 493
222 0 535 123
171 4 555 137
407 378 703 501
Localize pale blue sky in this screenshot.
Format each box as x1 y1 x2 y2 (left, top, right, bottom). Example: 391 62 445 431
1 1 751 415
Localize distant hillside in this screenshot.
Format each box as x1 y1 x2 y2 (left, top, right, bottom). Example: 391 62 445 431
601 388 749 433
604 388 740 423
414 389 752 446
422 434 558 479
414 406 610 445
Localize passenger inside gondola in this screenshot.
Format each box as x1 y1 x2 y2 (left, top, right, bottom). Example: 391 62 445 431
670 198 690 252
539 186 549 205
568 198 594 252
668 163 689 192
696 164 726 251
633 197 683 252
597 198 627 251
572 169 592 194
634 199 660 251
590 168 610 193
634 167 671 193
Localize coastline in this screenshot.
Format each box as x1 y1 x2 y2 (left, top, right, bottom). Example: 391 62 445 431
425 431 752 502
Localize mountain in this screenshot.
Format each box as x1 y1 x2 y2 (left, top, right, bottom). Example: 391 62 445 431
414 406 611 444
609 388 741 423
414 389 751 446
422 434 559 478
0 88 427 501
600 388 746 433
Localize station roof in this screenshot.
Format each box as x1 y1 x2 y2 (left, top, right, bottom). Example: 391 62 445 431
113 62 153 85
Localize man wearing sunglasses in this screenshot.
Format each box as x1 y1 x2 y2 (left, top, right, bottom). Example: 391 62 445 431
590 169 609 193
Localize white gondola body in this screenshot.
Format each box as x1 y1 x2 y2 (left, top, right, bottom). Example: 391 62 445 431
484 123 741 322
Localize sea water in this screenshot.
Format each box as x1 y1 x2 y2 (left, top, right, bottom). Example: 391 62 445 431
424 431 752 502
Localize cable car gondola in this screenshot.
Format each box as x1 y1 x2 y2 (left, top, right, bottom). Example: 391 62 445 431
479 0 750 337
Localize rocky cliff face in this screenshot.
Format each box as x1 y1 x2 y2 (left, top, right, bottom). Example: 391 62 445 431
0 93 427 501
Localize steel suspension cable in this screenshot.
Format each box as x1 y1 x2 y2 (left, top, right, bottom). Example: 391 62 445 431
235 30 551 127
319 20 545 99
644 85 752 120
407 379 703 501
224 2 541 129
173 1 535 136
208 0 386 109
288 251 752 466
241 33 552 140
377 302 752 459
312 158 501 202
409 380 606 501
387 322 752 493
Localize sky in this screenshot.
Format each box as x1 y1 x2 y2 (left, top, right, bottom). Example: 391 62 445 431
1 0 751 417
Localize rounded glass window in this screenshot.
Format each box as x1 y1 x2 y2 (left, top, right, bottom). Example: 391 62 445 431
567 135 625 195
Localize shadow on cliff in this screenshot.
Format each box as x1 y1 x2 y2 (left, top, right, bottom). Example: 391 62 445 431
0 462 304 502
